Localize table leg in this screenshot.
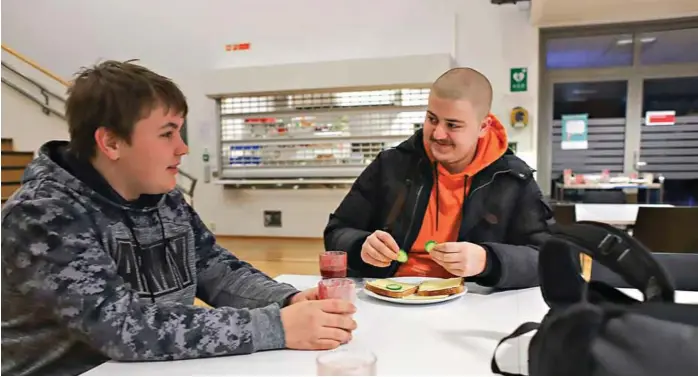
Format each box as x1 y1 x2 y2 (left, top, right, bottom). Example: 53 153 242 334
659 185 664 204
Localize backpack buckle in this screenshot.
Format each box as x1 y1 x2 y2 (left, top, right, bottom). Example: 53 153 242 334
598 233 623 256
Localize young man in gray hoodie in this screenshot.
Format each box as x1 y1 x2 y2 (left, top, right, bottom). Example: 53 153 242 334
1 60 357 376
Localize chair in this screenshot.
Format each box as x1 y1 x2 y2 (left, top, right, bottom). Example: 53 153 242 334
552 204 576 225
591 253 698 291
632 206 698 253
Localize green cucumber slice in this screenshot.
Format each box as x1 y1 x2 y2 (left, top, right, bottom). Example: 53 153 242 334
386 283 403 291
425 240 437 252
397 249 408 263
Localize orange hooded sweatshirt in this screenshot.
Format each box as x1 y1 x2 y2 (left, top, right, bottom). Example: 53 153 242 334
395 114 509 278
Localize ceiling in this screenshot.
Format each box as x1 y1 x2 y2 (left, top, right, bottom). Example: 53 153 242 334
530 0 698 28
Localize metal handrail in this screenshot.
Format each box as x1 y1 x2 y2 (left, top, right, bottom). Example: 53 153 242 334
2 61 67 102
2 44 70 86
1 44 198 200
1 77 66 119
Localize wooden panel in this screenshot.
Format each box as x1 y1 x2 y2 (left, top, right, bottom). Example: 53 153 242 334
1 138 13 152
2 168 25 182
2 182 21 198
2 152 34 167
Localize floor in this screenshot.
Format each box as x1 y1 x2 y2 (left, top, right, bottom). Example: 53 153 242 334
218 236 323 277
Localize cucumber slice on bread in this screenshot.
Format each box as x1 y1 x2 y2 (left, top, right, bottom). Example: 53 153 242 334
386 283 403 290
425 240 437 252
397 249 408 263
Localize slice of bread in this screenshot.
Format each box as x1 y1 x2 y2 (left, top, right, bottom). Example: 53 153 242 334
416 277 465 296
364 279 419 298
402 294 449 300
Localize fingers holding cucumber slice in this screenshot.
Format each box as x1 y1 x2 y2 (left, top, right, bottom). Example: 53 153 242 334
394 242 437 263
397 249 408 263
425 240 437 253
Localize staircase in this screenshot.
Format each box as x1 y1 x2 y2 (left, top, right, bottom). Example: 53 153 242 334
1 138 34 205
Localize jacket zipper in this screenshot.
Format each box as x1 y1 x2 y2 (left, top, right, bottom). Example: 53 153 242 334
459 169 513 239
468 169 512 198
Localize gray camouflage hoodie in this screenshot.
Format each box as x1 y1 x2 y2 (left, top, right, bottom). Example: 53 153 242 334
1 141 300 375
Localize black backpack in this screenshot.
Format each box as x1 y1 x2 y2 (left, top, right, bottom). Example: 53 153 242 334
491 221 698 375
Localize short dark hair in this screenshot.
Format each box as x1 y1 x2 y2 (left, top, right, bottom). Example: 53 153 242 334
65 59 188 160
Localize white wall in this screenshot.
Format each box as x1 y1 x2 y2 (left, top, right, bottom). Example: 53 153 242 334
1 85 69 153
1 50 70 152
2 0 539 237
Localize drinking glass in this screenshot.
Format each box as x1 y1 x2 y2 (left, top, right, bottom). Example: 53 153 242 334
318 278 356 302
319 251 347 279
316 348 377 376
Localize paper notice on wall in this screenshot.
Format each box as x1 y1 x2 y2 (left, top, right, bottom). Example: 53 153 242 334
645 110 676 126
561 114 588 150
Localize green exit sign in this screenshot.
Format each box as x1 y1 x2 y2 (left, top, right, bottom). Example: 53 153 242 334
510 68 528 92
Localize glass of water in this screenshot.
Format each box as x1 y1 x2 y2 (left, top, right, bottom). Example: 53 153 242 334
316 348 377 376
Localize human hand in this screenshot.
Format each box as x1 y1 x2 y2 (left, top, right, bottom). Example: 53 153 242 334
280 299 357 350
360 230 400 267
287 287 320 304
430 242 487 277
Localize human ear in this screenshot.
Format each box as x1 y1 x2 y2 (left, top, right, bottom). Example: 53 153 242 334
94 127 123 161
478 114 492 138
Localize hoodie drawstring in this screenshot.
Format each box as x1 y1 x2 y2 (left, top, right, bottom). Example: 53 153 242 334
433 162 440 232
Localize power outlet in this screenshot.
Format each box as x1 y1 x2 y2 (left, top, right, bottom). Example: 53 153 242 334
263 210 282 228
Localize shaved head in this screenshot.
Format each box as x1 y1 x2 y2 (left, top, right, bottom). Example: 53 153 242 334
431 67 493 120
422 67 495 173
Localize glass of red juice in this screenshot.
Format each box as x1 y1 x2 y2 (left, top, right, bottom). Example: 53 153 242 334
319 251 347 279
318 278 356 302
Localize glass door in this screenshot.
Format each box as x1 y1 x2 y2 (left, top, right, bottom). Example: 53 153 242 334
638 76 698 205
550 80 629 192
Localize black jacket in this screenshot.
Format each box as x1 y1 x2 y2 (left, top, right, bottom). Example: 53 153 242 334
323 130 554 289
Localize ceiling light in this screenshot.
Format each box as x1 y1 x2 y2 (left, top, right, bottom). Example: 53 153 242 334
616 39 633 45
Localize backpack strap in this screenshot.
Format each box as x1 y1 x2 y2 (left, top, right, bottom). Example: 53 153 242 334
490 322 540 376
540 221 675 309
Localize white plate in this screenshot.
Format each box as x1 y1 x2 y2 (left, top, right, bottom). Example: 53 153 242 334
362 277 467 305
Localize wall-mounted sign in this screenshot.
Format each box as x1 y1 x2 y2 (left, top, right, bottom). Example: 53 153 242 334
645 110 676 126
510 67 528 92
510 106 529 129
561 113 588 150
226 43 251 52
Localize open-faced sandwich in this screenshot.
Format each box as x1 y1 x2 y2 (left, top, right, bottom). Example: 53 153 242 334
364 277 465 300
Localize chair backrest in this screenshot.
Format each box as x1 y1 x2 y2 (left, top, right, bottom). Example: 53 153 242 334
591 252 698 291
552 204 576 225
633 206 698 253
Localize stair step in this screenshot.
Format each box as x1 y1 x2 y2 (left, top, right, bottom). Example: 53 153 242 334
1 181 21 199
1 151 34 167
1 138 13 152
2 166 25 182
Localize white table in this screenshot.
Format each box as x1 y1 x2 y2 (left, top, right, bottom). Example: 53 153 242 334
575 203 674 226
83 275 698 376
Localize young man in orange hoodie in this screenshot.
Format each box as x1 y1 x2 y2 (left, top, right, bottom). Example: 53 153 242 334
323 67 553 289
